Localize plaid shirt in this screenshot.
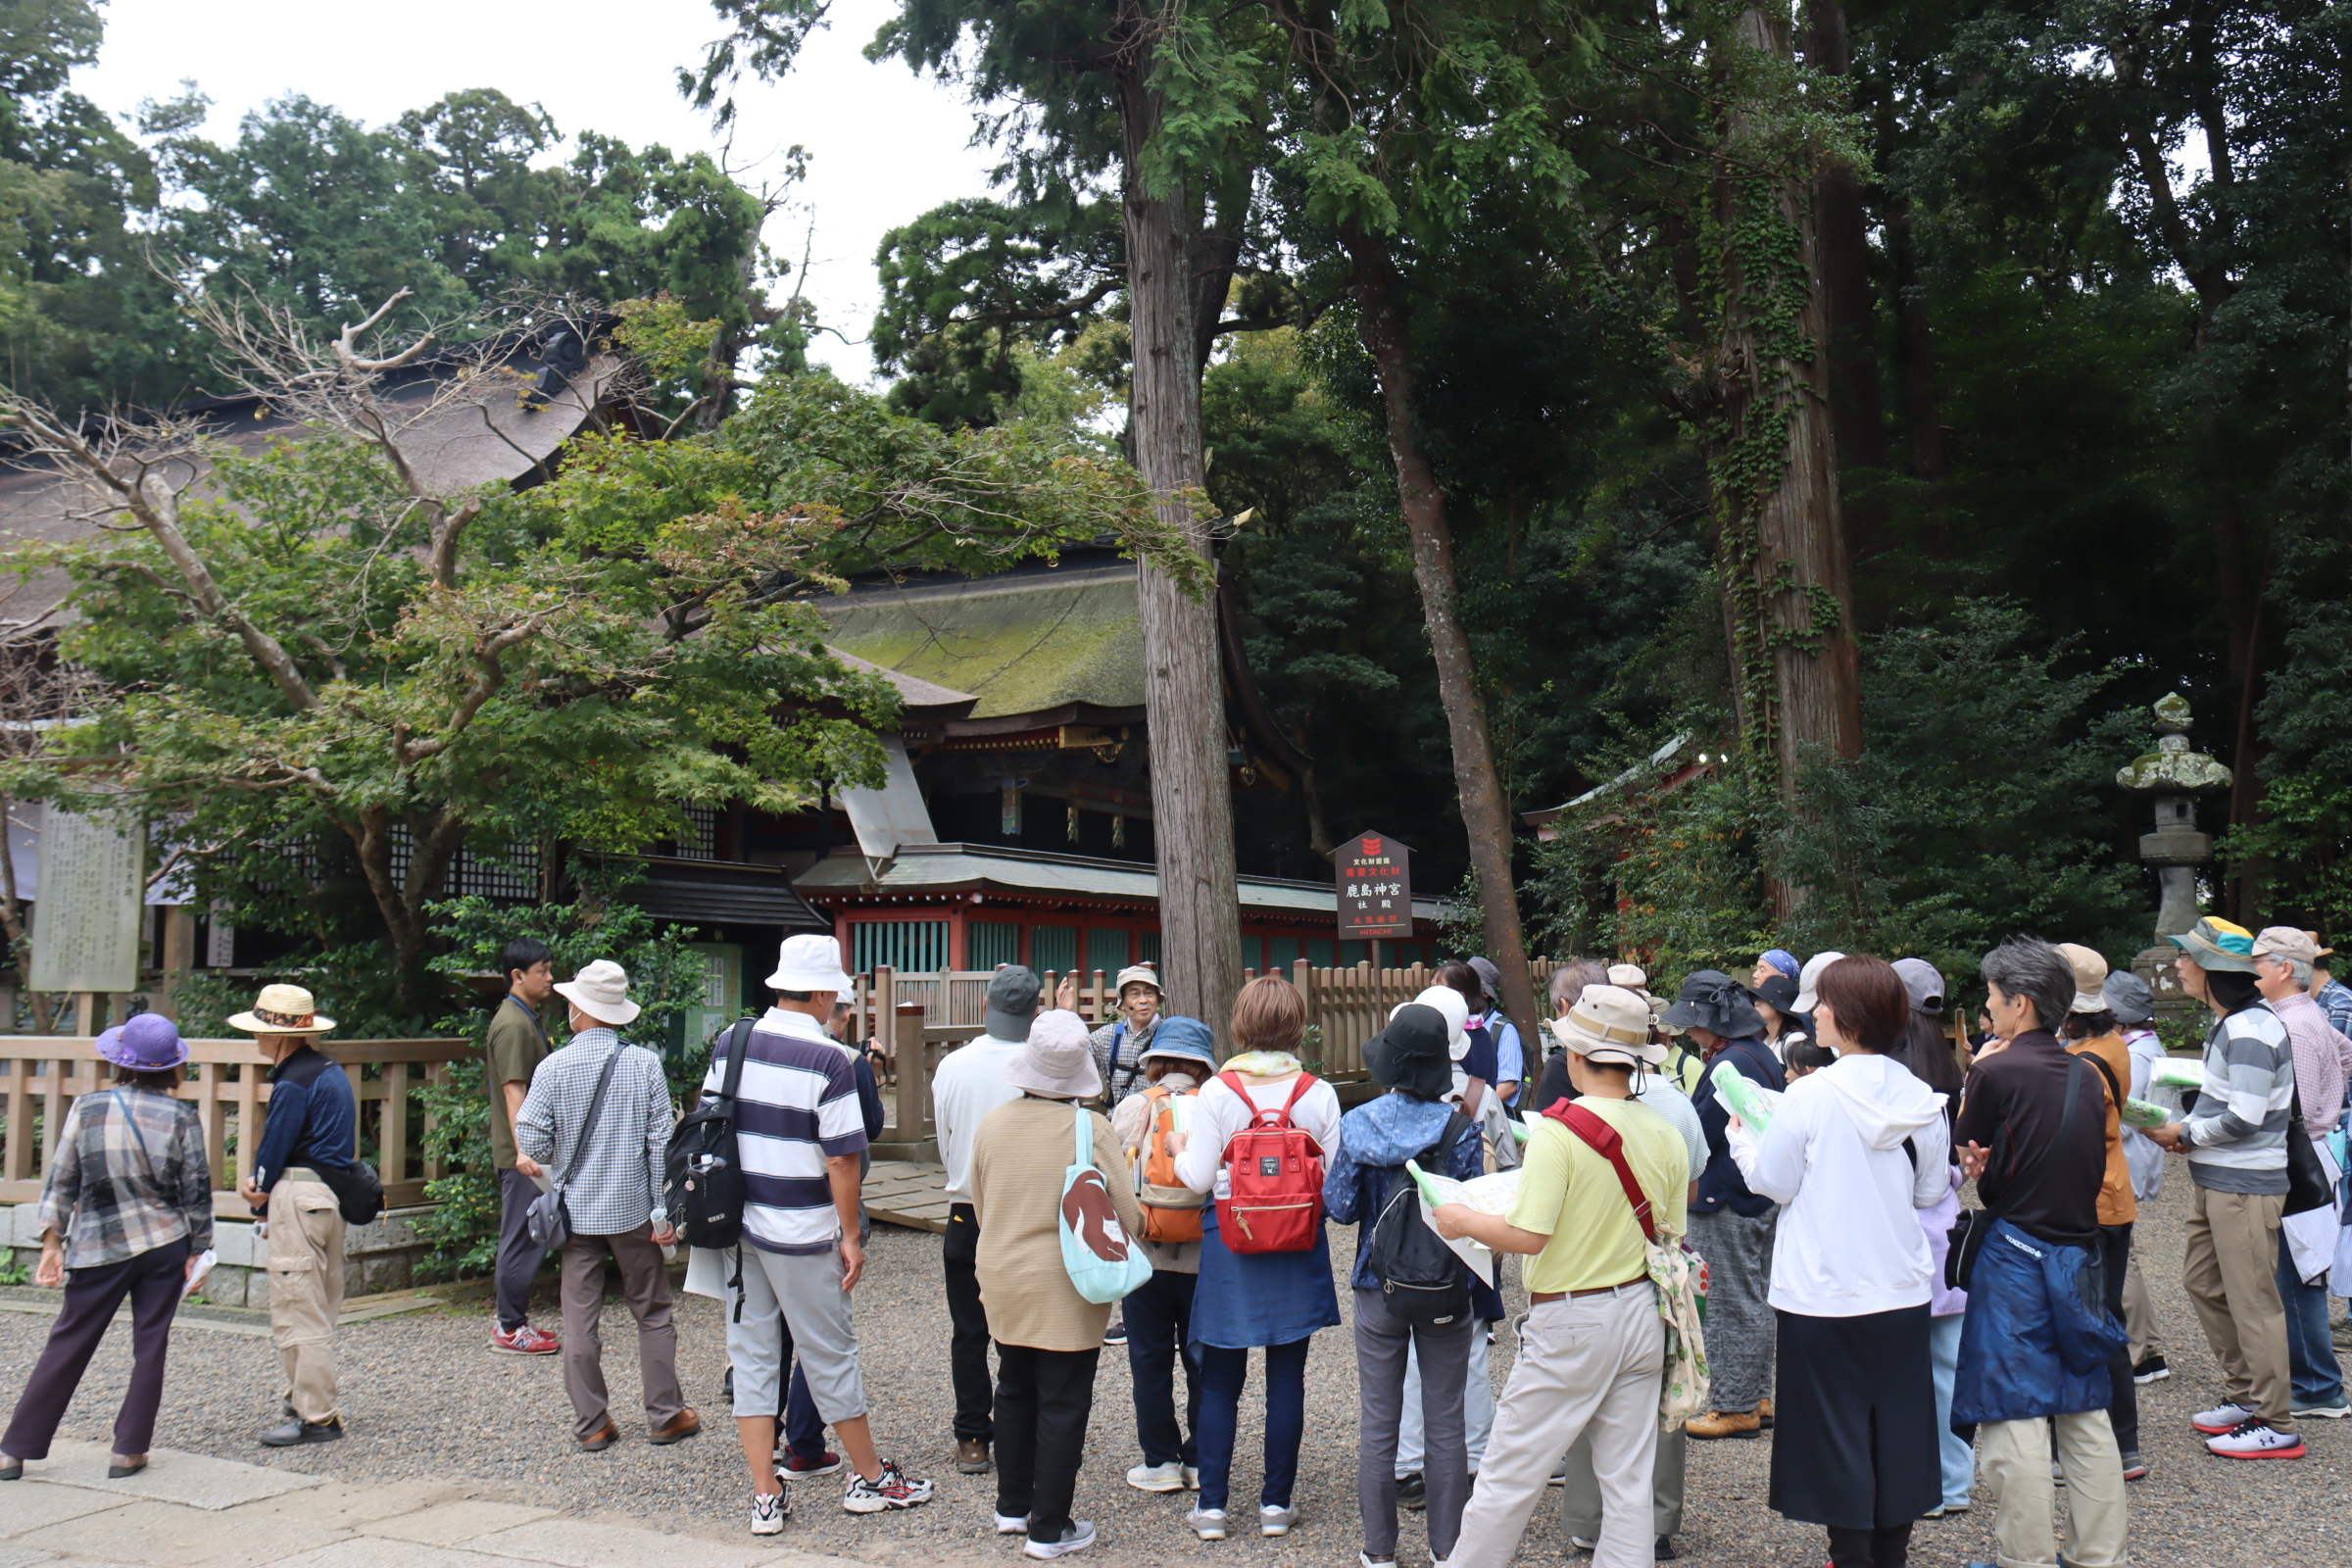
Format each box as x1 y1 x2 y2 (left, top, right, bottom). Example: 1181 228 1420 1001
514 1028 673 1237
38 1087 215 1270
1091 1015 1157 1107
2317 977 2352 1044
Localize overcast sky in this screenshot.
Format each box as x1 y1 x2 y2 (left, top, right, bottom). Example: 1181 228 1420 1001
77 0 999 383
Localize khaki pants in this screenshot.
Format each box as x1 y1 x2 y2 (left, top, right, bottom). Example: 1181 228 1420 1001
1981 1412 2129 1568
2182 1184 2292 1428
267 1177 345 1424
1450 1285 1663 1568
560 1227 683 1442
2120 1249 2161 1366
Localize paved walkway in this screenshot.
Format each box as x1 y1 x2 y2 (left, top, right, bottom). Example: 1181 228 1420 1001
0 1443 863 1568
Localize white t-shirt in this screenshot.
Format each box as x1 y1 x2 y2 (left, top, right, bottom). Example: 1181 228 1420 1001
1173 1071 1345 1200
932 1034 1025 1205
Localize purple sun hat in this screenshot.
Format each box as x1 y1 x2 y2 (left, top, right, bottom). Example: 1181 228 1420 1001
95 1011 188 1071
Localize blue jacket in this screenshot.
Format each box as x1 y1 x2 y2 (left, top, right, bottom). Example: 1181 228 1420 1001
1323 1092 1483 1291
1691 1035 1784 1215
1951 1217 2128 1425
252 1045 356 1194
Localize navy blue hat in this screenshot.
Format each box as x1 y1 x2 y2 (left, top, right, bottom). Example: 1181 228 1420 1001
1141 1015 1217 1071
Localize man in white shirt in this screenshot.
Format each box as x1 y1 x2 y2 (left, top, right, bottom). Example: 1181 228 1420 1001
930 964 1039 1475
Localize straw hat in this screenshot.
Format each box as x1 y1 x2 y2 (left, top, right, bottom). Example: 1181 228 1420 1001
553 958 641 1026
1549 985 1667 1069
1003 1009 1102 1100
227 983 336 1036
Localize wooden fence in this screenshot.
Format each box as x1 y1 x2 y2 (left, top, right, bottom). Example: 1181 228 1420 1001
0 1036 477 1212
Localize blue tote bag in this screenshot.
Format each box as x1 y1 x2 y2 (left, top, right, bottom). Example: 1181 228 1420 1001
1059 1102 1153 1304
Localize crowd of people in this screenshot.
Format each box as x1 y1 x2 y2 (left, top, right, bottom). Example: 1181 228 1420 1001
1 918 2344 1568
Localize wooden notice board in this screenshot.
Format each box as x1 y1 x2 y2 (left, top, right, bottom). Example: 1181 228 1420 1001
1336 831 1412 940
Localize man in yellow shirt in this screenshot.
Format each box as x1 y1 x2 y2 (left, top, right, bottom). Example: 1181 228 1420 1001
1434 984 1690 1568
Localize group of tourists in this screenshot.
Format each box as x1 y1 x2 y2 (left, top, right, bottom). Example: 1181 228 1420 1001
3 914 2344 1568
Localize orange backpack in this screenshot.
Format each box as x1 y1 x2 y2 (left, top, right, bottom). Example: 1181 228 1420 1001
1132 1084 1206 1244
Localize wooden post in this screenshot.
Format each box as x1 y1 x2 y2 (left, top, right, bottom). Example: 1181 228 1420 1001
892 1003 928 1139
73 992 99 1036
150 907 197 1021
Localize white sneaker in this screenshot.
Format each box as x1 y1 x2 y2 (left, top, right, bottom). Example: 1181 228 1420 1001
1024 1521 1098 1559
1360 1555 1396 1568
1186 1506 1228 1541
1182 1465 1201 1490
1127 1461 1187 1493
1569 1541 1597 1551
2191 1400 2259 1435
1259 1505 1298 1537
996 1514 1031 1536
2291 1396 2352 1419
749 1489 790 1536
2206 1419 2307 1459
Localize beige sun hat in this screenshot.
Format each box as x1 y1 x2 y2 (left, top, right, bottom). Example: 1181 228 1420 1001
1113 962 1162 997
2055 943 2111 1013
1549 984 1667 1068
2252 927 2329 968
1002 1009 1102 1100
227 983 336 1036
552 958 642 1027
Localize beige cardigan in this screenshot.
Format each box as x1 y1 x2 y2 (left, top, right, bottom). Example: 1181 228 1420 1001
970 1096 1148 1351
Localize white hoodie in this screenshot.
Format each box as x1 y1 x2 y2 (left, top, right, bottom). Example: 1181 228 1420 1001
1729 1052 1952 1317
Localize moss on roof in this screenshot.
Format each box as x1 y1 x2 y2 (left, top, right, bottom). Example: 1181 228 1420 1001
816 565 1143 719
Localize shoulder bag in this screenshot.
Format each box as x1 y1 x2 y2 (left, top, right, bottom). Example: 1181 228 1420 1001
526 1045 625 1250
1059 1102 1154 1303
1946 1053 2084 1292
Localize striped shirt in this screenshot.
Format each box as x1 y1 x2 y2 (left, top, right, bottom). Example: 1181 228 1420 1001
701 1007 866 1253
39 1088 215 1270
2183 1004 2295 1196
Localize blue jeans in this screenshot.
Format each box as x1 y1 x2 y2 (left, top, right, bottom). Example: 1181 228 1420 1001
784 1361 826 1460
1195 1338 1309 1512
2277 1234 2345 1407
1124 1268 1200 1467
1927 1313 1975 1509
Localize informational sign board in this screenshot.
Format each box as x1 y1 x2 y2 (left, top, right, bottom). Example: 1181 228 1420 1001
28 804 144 994
1336 830 1413 940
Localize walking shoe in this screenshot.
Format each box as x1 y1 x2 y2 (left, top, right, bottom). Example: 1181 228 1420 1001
1102 1316 1128 1347
843 1459 933 1512
1685 1408 1762 1440
2120 1452 2148 1482
2191 1400 2260 1435
956 1437 992 1474
781 1448 843 1477
1183 1465 1200 1490
1361 1555 1396 1568
1549 1458 1567 1486
1756 1396 1775 1431
1395 1471 1426 1508
2291 1395 2352 1419
1185 1506 1227 1541
1259 1504 1298 1537
1570 1541 1596 1553
2131 1354 2171 1384
259 1417 343 1447
1025 1521 1098 1559
2334 1317 2352 1349
2206 1419 2306 1459
489 1323 559 1355
749 1488 790 1536
996 1514 1031 1536
649 1408 702 1446
1655 1539 1677 1562
577 1421 619 1452
1126 1461 1187 1492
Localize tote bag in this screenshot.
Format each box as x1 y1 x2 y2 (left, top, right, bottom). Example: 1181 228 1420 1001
1059 1102 1154 1304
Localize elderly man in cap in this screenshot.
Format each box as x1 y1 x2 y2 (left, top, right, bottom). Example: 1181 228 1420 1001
2250 926 2350 1419
514 960 694 1453
932 963 1042 1474
1059 961 1164 1108
1435 986 1690 1568
2145 916 2305 1457
231 984 357 1446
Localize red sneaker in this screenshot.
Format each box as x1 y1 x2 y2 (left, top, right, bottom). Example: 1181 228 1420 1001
490 1323 560 1355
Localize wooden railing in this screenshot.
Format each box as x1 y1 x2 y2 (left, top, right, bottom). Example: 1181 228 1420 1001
0 1036 477 1212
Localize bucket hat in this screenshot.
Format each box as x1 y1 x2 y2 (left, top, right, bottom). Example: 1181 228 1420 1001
1003 1009 1102 1100
2103 971 2156 1025
227 983 336 1036
768 933 853 993
1891 958 1947 1016
553 958 641 1026
1791 952 1847 1014
97 1011 187 1070
1112 962 1162 998
2055 943 2111 1013
985 965 1042 1042
1550 985 1667 1068
2167 916 2260 974
1659 970 1763 1041
1607 962 1649 992
1139 1015 1216 1073
1404 986 1470 1059
1366 1004 1453 1100
1754 973 1800 1016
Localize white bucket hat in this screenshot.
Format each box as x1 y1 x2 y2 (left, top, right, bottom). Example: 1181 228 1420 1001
553 958 641 1026
1002 1009 1102 1100
1549 984 1667 1068
1403 985 1470 1060
1113 962 1161 997
768 933 854 993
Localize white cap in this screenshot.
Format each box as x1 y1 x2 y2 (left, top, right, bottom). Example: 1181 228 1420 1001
768 933 854 993
1791 952 1846 1014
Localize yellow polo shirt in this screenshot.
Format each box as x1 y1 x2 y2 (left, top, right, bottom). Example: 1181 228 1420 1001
1507 1098 1690 1296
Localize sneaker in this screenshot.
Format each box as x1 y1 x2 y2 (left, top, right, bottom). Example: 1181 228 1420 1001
258 1417 343 1447
1186 1505 1228 1541
1259 1504 1298 1537
2335 1317 2352 1349
781 1448 843 1477
996 1514 1031 1536
2192 1400 2260 1435
749 1489 790 1536
956 1438 992 1474
1361 1555 1396 1568
2206 1419 2306 1459
2291 1396 2352 1420
1570 1541 1597 1552
1102 1317 1128 1347
489 1323 559 1355
2131 1354 2171 1385
1549 1458 1567 1486
843 1459 934 1512
2120 1452 2148 1483
1183 1465 1200 1491
1025 1521 1098 1559
1127 1461 1187 1493
1395 1472 1426 1509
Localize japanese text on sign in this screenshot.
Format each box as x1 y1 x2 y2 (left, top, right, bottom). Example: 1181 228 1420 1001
1336 830 1413 940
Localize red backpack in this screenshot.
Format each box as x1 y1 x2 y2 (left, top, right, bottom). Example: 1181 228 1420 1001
1212 1070 1327 1253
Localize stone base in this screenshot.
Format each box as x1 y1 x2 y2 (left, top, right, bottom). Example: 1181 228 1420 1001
8 1202 437 1308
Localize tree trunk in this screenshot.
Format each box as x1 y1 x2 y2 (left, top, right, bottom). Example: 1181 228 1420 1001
1119 56 1244 1037
0 798 54 1033
1884 194 1951 551
1347 231 1541 1043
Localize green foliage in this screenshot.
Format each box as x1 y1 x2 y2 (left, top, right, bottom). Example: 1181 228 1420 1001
0 1250 27 1286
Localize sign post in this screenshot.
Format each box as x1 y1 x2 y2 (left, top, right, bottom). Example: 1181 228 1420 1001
1336 832 1413 957
28 804 143 1014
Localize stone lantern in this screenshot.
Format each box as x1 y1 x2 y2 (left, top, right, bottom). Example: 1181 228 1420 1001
2116 692 2231 1012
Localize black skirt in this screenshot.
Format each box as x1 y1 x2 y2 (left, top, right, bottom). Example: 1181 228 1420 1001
1768 1303 1941 1530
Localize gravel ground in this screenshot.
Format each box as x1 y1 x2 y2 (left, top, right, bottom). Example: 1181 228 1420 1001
1 1171 2344 1566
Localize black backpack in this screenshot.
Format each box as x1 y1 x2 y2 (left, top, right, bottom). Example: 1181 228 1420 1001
665 1018 754 1249
1363 1110 1475 1325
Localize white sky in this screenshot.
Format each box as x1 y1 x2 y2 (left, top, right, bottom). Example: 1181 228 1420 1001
76 0 999 383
